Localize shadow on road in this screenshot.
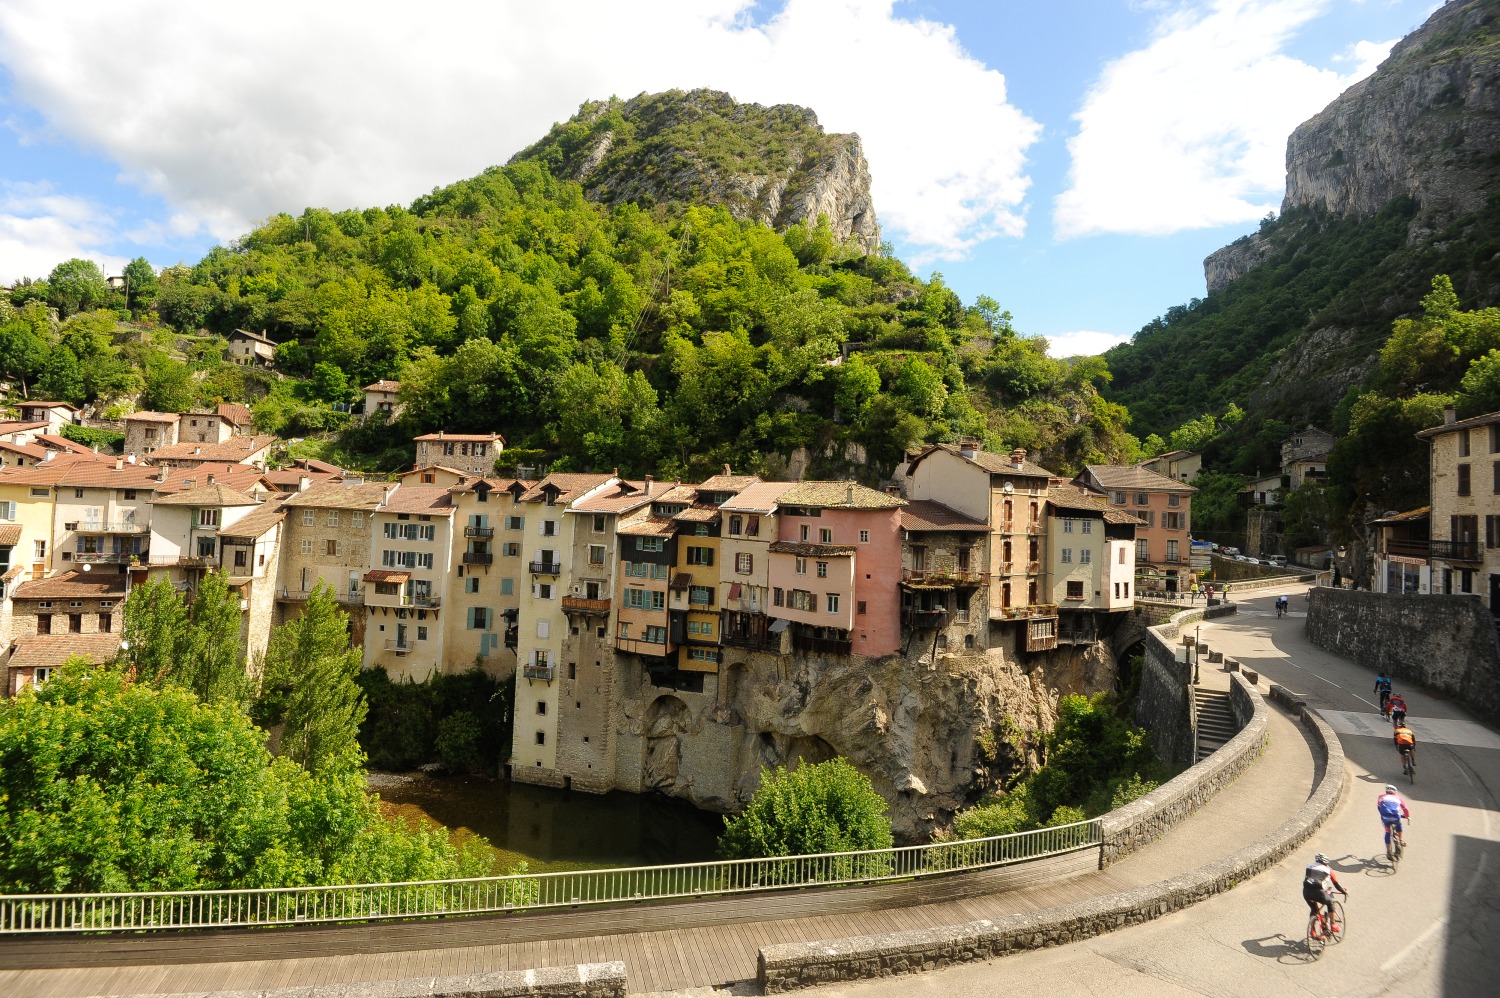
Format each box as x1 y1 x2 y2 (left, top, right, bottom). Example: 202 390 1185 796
1240 932 1315 965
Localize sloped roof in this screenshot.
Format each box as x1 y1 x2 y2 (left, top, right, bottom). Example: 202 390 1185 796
697 471 761 493
378 485 454 515
218 496 289 540
718 481 799 514
35 434 95 454
906 443 1058 480
0 524 23 545
571 480 668 514
399 464 473 481
1373 506 1430 525
12 570 129 599
778 481 905 510
264 468 341 490
284 481 393 510
519 473 615 503
216 403 254 427
8 633 121 671
1047 485 1144 526
17 401 80 412
0 441 47 460
0 420 52 435
448 477 533 496
1082 464 1196 494
124 411 182 424
291 457 343 474
151 483 262 507
364 380 401 393
1416 409 1500 439
768 541 858 556
229 328 275 344
900 499 989 532
147 436 277 464
364 569 410 583
413 431 505 442
618 517 676 537
672 505 720 523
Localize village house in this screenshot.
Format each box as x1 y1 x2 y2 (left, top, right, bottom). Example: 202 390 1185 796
0 421 51 447
1372 507 1431 596
898 498 990 654
1282 425 1336 491
1075 464 1196 591
363 380 402 422
443 476 532 677
1137 449 1201 484
1415 405 1500 611
1045 484 1139 641
276 480 391 650
3 571 125 695
412 432 504 479
227 328 276 367
215 495 289 664
362 485 455 682
122 411 182 457
14 401 80 432
717 481 797 655
145 435 278 471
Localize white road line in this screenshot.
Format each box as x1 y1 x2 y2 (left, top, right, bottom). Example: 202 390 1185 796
1311 674 1341 689
1380 915 1447 973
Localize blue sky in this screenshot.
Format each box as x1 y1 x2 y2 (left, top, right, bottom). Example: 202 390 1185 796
0 0 1440 355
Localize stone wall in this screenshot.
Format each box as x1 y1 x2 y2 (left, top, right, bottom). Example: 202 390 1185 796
116 962 627 998
1132 613 1195 765
1101 672 1267 865
1307 587 1500 722
758 704 1345 992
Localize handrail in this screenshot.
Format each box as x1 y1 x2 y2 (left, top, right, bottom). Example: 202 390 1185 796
0 819 1101 934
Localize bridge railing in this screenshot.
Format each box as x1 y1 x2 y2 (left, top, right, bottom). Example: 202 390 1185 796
0 819 1101 934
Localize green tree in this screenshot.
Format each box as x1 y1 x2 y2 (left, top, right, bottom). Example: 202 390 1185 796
36 345 85 404
257 583 367 775
120 576 190 683
834 353 881 420
718 758 893 860
141 355 197 412
46 258 111 318
181 571 251 708
0 318 51 394
122 257 159 313
1460 349 1500 416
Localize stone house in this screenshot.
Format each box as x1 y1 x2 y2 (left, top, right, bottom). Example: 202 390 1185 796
1045 485 1139 640
123 411 181 457
362 485 455 682
216 496 288 664
15 402 80 431
144 479 266 596
1242 472 1284 507
1137 449 1201 484
412 432 504 479
898 499 990 654
1075 464 1196 588
4 571 125 695
275 480 391 648
227 328 276 367
1415 406 1500 610
1281 425 1336 491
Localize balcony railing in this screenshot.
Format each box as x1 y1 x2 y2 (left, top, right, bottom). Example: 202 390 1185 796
462 552 493 565
72 551 138 564
1384 539 1430 559
561 596 611 616
1027 560 1041 574
903 608 947 628
529 561 561 576
384 639 412 652
278 588 364 605
616 636 670 656
1430 539 1481 562
65 520 149 534
464 526 494 538
176 555 217 568
901 568 983 587
522 663 556 682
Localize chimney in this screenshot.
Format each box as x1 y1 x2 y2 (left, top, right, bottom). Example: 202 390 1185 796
156 466 168 483
723 463 732 475
644 475 653 491
1011 448 1027 470
114 458 123 471
1443 404 1457 426
846 483 855 505
299 474 311 492
42 450 54 463
958 438 978 459
193 446 201 455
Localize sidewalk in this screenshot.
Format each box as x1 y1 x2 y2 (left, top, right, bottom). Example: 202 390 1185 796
0 655 1324 997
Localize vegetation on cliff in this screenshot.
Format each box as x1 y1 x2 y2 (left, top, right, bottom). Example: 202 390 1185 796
718 758 893 861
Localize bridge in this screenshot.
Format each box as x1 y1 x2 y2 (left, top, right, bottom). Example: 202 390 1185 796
0 585 1496 996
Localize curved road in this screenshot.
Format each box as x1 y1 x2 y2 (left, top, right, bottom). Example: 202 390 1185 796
810 585 1500 998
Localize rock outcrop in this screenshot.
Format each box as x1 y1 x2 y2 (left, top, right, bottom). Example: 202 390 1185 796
511 89 881 252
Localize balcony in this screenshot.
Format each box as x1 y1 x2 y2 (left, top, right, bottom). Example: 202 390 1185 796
66 520 149 534
365 589 442 610
616 636 670 656
791 633 852 656
278 588 364 605
529 560 561 576
1430 539 1482 562
464 525 494 538
1384 539 1430 559
384 639 412 652
522 663 556 682
562 595 611 616
176 554 218 568
903 607 947 628
72 551 138 564
901 567 983 587
1027 560 1041 574
462 552 494 566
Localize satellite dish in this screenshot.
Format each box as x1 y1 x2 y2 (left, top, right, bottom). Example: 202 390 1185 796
81 563 92 572
1002 482 1015 494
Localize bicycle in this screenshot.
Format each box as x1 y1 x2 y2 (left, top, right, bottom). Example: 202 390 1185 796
1306 899 1346 956
1402 749 1416 785
1388 824 1407 865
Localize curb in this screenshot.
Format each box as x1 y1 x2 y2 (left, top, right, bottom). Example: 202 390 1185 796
758 685 1346 992
115 962 628 998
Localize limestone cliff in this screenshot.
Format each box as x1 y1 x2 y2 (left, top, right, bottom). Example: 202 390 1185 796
609 637 1118 841
511 89 881 252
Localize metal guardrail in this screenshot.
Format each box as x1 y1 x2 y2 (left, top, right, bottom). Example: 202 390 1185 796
0 819 1101 934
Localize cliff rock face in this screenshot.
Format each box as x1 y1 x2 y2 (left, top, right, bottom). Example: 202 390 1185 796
1204 0 1500 292
511 89 881 251
609 638 1117 840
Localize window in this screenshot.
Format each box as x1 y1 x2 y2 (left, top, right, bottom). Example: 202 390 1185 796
198 509 219 527
688 585 713 606
1166 539 1179 562
1063 519 1073 533
624 588 649 609
790 590 816 612
589 544 606 565
536 583 555 600
1492 424 1500 454
468 607 492 629
1066 581 1085 600
686 546 713 566
795 557 807 575
569 662 577 679
1458 464 1471 496
773 587 784 607
816 561 828 578
1119 546 1128 564
542 519 558 536
826 593 840 614
326 511 340 527
735 552 753 574
1163 512 1184 530
36 615 50 634
1081 519 1092 534
1168 494 1180 507
1488 515 1500 549
819 528 832 543
857 600 867 614
536 620 550 639
535 731 546 746
1060 548 1072 564
728 515 742 535
637 537 664 552
1135 492 1149 506
74 488 84 499
1139 510 1156 527
352 512 364 529
1111 491 1126 506
799 525 809 542
29 488 47 498
502 542 520 556
326 539 340 556
233 549 247 568
687 648 719 664
1494 461 1500 495
695 524 709 536
859 530 869 543
466 577 480 594
300 539 313 555
536 701 547 715
651 563 669 579
417 625 428 641
1080 549 1092 565
506 516 524 530
1136 538 1149 561
302 510 314 526
1459 429 1472 457
644 625 667 643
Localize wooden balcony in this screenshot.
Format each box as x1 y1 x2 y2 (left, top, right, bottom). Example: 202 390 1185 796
463 525 494 538
66 520 149 534
901 567 983 587
462 552 493 565
902 608 947 628
562 595 611 616
529 560 561 576
615 636 670 656
1383 539 1430 559
792 633 852 656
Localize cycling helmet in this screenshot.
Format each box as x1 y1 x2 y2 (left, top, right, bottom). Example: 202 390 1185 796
1384 784 1397 793
1314 853 1329 865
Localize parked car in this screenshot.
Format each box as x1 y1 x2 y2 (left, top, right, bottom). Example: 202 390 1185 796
1244 557 1261 565
1223 546 1241 556
1268 555 1288 568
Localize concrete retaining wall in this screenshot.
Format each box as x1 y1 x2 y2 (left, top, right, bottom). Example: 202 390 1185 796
118 963 628 998
758 694 1346 992
1101 672 1268 866
1307 587 1500 723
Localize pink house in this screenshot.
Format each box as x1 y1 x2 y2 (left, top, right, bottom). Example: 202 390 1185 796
765 482 904 658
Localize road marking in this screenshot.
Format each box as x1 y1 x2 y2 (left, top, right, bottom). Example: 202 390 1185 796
1380 915 1446 974
1319 711 1500 750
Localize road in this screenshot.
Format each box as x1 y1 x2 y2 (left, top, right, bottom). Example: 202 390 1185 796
806 585 1500 998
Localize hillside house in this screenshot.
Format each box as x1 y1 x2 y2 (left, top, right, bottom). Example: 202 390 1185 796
227 329 276 367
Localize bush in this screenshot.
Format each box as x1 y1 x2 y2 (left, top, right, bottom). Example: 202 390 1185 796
435 711 485 774
60 423 125 453
719 758 893 860
356 667 513 772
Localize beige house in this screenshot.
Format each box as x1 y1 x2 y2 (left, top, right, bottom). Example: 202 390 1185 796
718 480 797 654
216 496 288 664
4 571 125 695
123 412 181 457
1045 485 1139 637
362 485 455 682
227 329 276 367
146 435 277 471
1138 450 1201 484
412 432 504 478
1075 465 1195 585
15 402 80 432
0 421 50 447
1416 406 1500 610
363 381 402 422
443 477 532 677
276 480 390 648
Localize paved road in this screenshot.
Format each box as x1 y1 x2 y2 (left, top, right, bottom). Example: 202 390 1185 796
809 585 1500 998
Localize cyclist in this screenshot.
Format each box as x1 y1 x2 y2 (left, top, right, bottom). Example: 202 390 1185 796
1275 594 1289 617
1302 853 1346 927
1388 692 1408 727
1394 721 1417 773
1377 784 1411 858
1374 674 1393 715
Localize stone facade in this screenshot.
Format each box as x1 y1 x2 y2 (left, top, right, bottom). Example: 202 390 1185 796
1133 616 1195 766
1307 586 1500 722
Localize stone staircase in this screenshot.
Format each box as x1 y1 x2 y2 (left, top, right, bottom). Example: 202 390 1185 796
1195 688 1238 761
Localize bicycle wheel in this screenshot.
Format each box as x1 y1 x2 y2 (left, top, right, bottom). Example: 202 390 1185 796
1328 901 1346 944
1306 912 1326 957
1393 833 1403 865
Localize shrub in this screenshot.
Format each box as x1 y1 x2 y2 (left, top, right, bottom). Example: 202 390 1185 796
719 758 893 861
435 711 485 774
356 667 513 772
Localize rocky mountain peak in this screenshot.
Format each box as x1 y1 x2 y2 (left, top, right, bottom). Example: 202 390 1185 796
510 88 881 252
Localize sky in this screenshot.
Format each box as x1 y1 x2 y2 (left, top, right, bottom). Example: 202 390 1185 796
0 0 1442 356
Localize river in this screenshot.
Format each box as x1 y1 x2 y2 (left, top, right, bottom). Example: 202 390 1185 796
370 771 727 873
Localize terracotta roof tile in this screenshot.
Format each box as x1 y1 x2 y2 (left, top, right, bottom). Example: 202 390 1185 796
768 541 858 556
0 421 51 435
151 483 262 507
364 569 410 583
672 505 721 523
697 473 761 493
35 434 95 454
906 443 1058 480
569 480 669 513
219 497 289 540
778 481 905 510
364 380 401 393
519 473 615 503
8 633 121 671
147 436 277 463
378 485 454 515
283 481 393 510
0 524 22 545
12 571 129 599
123 411 182 423
17 401 80 411
412 431 505 443
617 517 676 537
1048 485 1144 525
399 464 473 481
0 441 47 460
1373 506 1430 524
216 403 254 427
900 500 989 532
1082 464 1196 493
718 481 799 513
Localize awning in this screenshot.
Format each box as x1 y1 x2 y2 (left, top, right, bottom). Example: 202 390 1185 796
768 617 791 634
669 572 693 589
727 583 742 600
364 569 411 583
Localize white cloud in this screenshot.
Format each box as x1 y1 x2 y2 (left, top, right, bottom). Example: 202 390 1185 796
1054 0 1396 238
0 0 1039 262
1043 329 1134 358
0 183 129 283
